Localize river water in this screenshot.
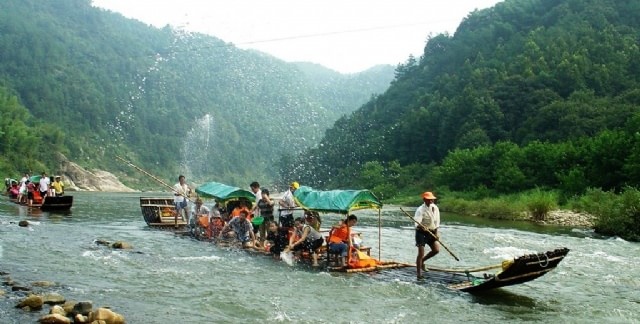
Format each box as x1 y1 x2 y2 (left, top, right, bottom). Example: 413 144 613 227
0 192 638 323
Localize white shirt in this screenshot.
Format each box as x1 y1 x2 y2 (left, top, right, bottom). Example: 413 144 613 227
252 190 261 202
39 176 50 192
414 203 440 231
173 182 190 203
279 189 296 216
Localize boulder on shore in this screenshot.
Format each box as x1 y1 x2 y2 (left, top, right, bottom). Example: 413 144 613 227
54 153 136 192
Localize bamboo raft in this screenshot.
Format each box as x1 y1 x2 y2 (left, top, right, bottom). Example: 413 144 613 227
204 233 569 293
131 178 570 293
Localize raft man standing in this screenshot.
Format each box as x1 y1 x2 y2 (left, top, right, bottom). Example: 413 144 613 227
415 191 440 279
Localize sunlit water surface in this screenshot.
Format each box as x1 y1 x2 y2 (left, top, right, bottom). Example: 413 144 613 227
1 192 639 323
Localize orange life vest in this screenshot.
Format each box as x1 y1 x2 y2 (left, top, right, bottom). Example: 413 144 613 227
328 223 350 244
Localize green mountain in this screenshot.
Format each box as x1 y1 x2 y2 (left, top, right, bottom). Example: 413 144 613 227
0 0 394 188
287 0 640 194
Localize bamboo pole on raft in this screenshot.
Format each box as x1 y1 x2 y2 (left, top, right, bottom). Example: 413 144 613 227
378 208 381 261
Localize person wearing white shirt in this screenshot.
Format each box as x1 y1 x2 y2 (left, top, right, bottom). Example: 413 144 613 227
278 181 299 228
39 172 50 199
249 181 261 215
414 191 441 279
173 175 191 226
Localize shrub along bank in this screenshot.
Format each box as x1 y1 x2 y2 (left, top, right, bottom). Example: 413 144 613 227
392 187 640 242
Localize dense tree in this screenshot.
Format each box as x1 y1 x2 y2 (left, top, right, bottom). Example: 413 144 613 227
0 0 393 186
289 0 640 196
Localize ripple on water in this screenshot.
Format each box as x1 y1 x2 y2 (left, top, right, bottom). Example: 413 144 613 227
2 193 640 323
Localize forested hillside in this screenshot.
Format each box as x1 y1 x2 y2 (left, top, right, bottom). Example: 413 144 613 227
0 0 393 188
287 0 640 199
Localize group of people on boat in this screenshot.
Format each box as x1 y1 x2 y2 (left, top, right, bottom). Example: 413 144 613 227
4 172 65 206
169 176 362 268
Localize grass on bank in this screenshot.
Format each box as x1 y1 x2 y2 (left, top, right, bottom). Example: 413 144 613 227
385 186 640 242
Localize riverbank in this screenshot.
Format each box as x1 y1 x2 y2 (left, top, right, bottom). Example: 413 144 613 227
531 210 595 228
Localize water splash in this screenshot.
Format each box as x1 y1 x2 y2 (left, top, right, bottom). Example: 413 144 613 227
180 113 215 182
107 27 197 151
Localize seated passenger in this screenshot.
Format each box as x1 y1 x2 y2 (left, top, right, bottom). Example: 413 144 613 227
230 199 253 221
191 198 210 224
327 215 358 267
287 217 324 267
218 210 256 248
264 221 289 258
207 202 224 238
304 210 322 231
190 198 210 236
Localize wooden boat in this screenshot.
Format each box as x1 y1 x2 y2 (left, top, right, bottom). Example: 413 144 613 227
371 247 570 292
141 182 256 230
10 194 73 211
39 195 73 211
140 197 187 228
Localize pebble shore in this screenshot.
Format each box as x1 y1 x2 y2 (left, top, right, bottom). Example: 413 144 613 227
533 210 595 228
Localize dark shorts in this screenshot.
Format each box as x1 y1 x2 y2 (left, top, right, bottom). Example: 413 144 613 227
293 238 324 253
175 200 188 211
415 229 437 247
27 192 34 199
279 214 294 228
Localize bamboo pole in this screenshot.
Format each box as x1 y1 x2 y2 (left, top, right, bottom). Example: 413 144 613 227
115 156 190 200
378 208 381 261
115 155 192 227
400 207 460 261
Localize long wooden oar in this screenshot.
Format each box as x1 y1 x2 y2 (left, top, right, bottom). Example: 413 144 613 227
116 155 192 227
115 155 191 200
400 207 460 261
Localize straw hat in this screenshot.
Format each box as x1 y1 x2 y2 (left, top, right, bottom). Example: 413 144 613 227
422 191 436 200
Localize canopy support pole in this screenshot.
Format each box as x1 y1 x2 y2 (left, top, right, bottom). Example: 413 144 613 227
378 208 381 261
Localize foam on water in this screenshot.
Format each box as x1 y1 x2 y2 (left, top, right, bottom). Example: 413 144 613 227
2 192 639 323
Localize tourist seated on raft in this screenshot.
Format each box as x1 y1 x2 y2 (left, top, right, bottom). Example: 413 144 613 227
327 215 358 267
286 217 324 267
230 199 253 221
259 221 289 258
218 210 256 248
189 198 210 235
304 210 322 231
208 202 225 237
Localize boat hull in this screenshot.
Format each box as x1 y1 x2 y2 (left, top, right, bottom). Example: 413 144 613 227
373 248 570 292
40 195 73 211
140 197 187 227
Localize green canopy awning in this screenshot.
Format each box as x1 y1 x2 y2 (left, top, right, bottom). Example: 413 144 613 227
195 181 256 204
293 186 382 214
29 175 42 183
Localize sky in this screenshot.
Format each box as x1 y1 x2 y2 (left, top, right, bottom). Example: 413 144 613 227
91 0 503 73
